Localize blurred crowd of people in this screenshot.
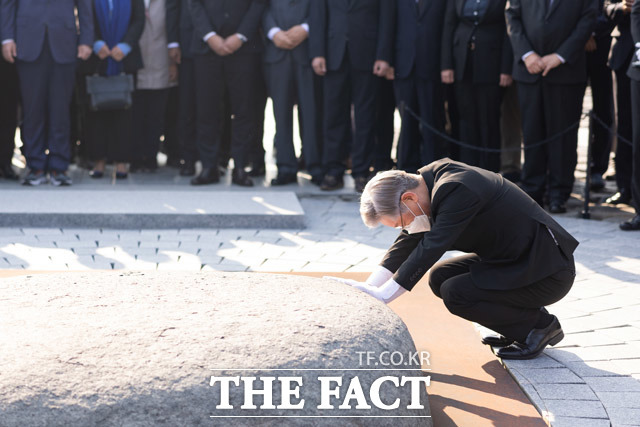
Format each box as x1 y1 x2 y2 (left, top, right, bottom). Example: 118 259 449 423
1 0 640 228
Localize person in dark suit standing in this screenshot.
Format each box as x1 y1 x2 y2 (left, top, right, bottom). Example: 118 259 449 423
189 0 266 187
309 0 394 192
263 0 322 186
604 0 636 206
583 0 615 191
166 0 199 176
441 0 513 173
393 0 447 174
621 0 640 229
327 159 578 359
1 0 93 186
0 3 18 181
506 0 597 213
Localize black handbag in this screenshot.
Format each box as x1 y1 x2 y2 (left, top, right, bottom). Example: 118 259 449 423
85 73 135 111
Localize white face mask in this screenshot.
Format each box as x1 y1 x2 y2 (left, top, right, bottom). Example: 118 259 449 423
402 200 431 234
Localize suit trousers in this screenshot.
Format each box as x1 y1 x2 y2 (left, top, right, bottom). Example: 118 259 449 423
322 53 378 178
265 54 322 176
194 52 259 170
132 89 170 168
517 81 584 204
428 253 575 342
500 83 523 175
584 36 614 176
163 86 180 162
374 77 396 172
455 54 503 172
16 35 76 172
614 66 633 193
178 57 198 163
631 79 640 213
0 59 19 167
395 73 446 173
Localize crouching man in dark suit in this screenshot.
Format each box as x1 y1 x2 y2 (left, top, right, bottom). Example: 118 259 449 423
327 159 578 360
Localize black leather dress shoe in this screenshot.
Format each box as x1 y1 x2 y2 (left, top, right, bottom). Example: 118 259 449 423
232 168 254 187
605 189 631 205
271 172 297 186
620 214 640 231
481 334 514 347
89 170 104 179
180 160 196 177
497 316 564 360
320 175 344 191
0 164 19 180
190 168 220 186
549 201 567 214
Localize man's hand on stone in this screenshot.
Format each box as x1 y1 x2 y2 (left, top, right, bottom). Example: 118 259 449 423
323 276 404 303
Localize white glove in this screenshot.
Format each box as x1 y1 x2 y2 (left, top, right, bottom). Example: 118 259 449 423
365 266 393 288
323 276 403 303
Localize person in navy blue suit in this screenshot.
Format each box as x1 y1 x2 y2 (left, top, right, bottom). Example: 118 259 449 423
0 5 18 181
393 0 448 174
1 0 93 186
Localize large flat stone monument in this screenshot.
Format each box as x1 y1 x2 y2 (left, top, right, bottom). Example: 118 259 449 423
0 272 431 426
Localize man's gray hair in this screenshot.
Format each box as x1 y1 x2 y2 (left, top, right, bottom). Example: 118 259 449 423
360 170 422 228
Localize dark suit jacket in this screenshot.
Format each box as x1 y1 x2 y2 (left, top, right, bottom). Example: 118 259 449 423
380 159 579 291
166 0 196 58
1 0 93 64
506 0 597 84
441 0 513 84
308 0 394 72
605 0 634 72
263 0 311 65
81 0 145 75
394 0 447 81
629 0 640 81
189 0 266 56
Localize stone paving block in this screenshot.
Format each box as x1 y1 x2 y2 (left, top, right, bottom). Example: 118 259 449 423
561 314 629 334
562 296 640 314
156 262 202 271
48 234 81 242
20 228 62 235
595 391 640 408
345 264 376 273
0 229 24 237
96 239 122 247
584 376 640 392
514 367 585 384
54 240 99 249
549 416 610 427
137 241 181 249
251 259 307 272
534 383 598 400
565 360 640 377
317 253 368 265
607 407 640 426
504 354 566 370
557 330 628 348
276 249 324 262
544 399 608 419
195 255 223 265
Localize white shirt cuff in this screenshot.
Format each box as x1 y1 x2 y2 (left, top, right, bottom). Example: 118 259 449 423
555 53 565 64
267 27 282 41
366 266 393 288
301 23 309 33
168 42 179 49
203 32 216 42
236 33 247 42
2 39 14 45
522 51 535 61
376 279 402 302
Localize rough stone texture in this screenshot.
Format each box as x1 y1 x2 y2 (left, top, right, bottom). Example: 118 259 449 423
0 272 431 426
